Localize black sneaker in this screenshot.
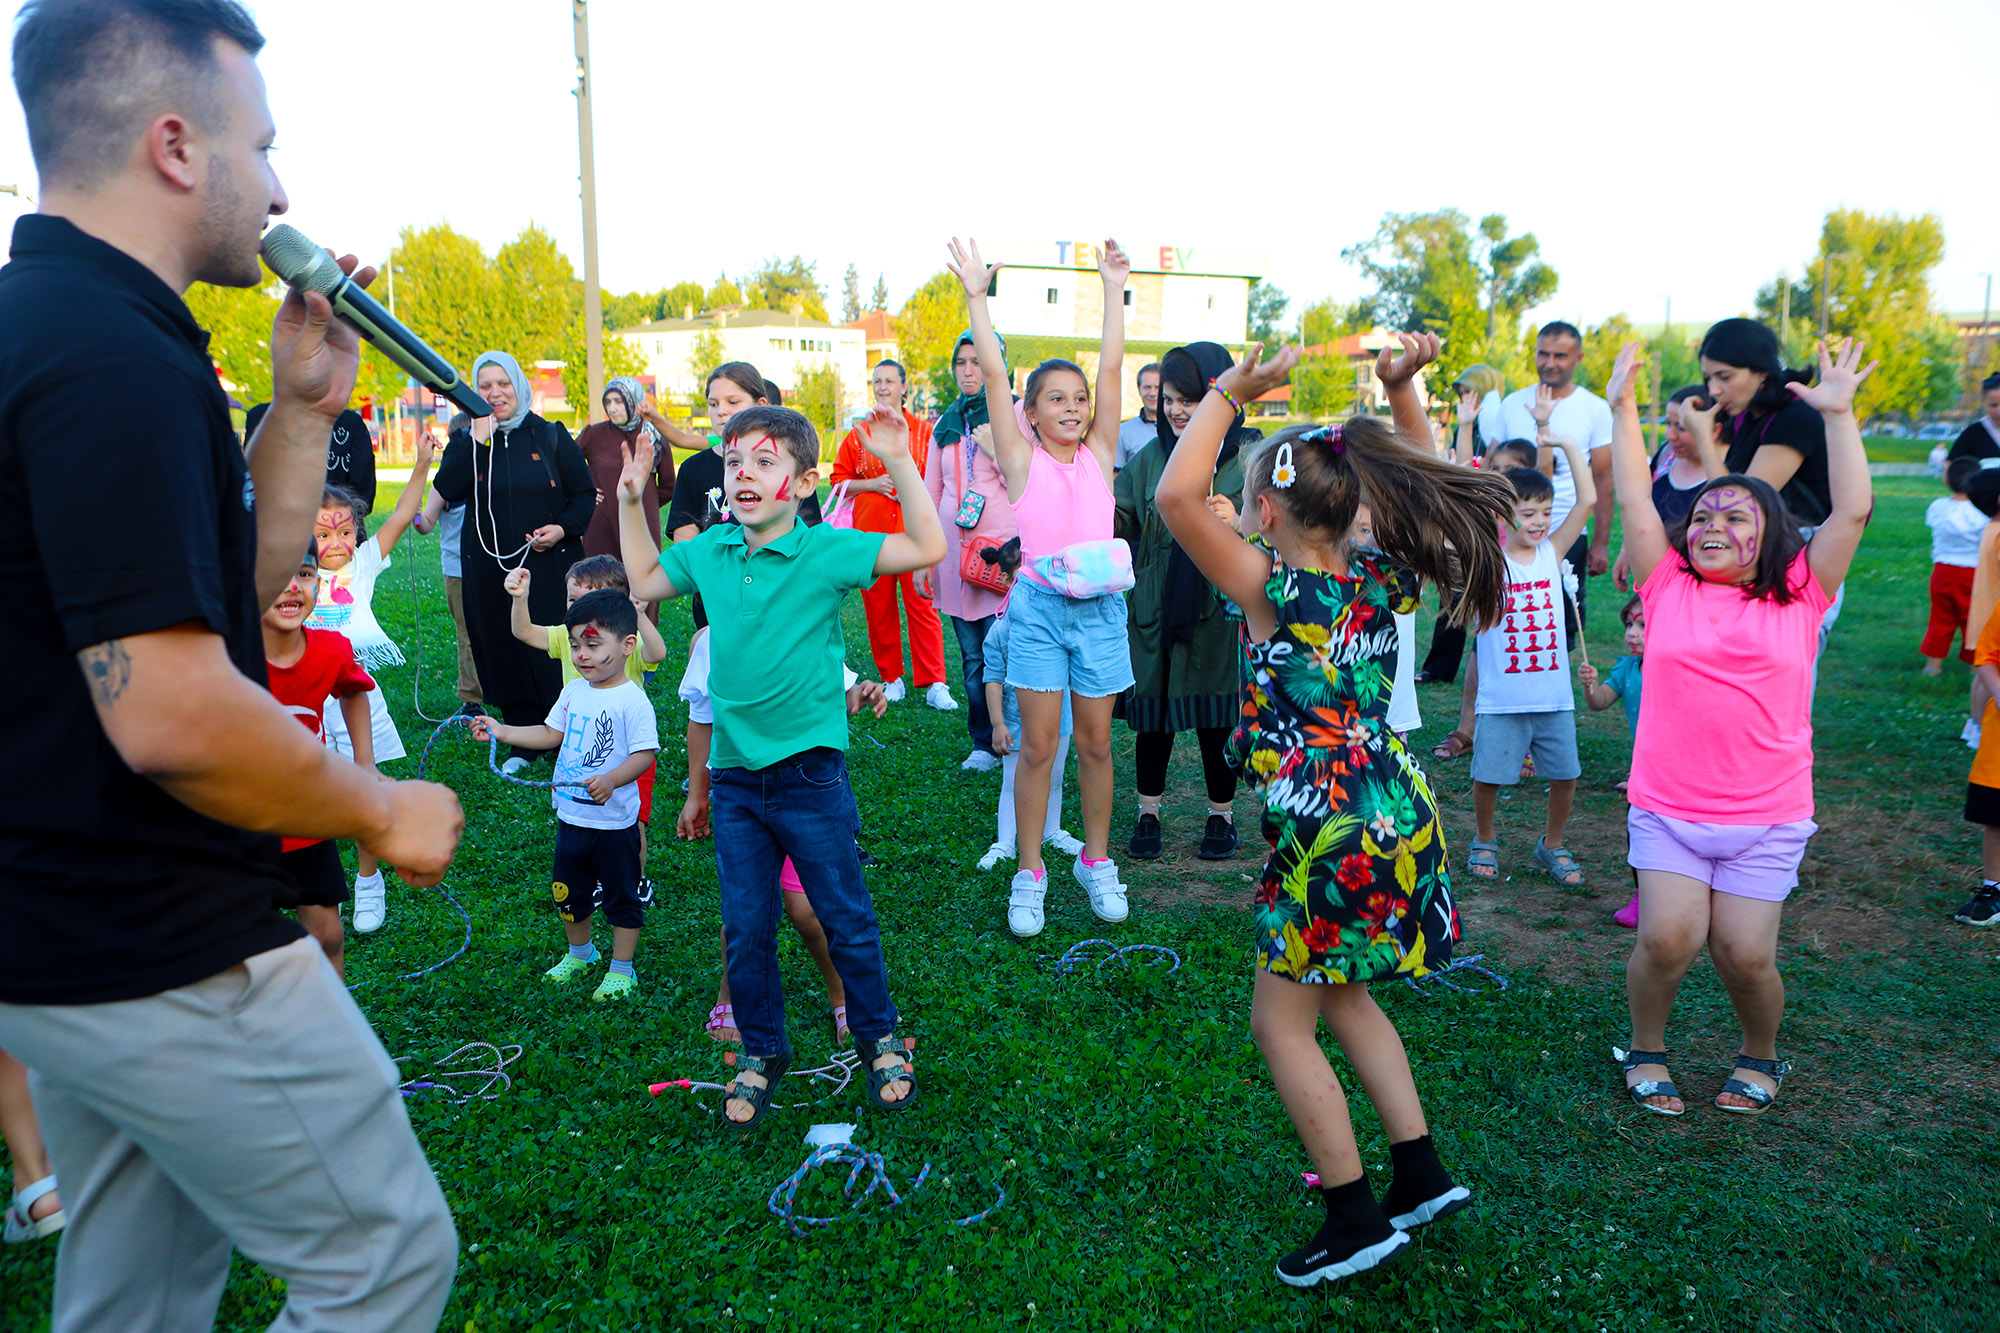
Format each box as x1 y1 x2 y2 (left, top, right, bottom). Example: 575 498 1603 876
1275 1221 1409 1287
1129 812 1163 859
1953 887 2000 926
457 702 487 717
857 844 878 868
1197 814 1239 860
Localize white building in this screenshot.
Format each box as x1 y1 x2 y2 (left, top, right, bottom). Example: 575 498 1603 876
612 308 868 416
978 238 1264 347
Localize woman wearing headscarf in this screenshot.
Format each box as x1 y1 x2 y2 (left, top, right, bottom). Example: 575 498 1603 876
1114 341 1259 861
434 350 595 768
578 375 675 561
922 329 1018 770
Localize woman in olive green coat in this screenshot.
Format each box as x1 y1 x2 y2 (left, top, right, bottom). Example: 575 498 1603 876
1114 341 1260 861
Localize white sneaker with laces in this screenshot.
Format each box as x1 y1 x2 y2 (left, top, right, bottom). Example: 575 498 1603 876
978 838 1017 871
1072 854 1129 923
352 875 387 934
925 682 958 710
882 679 906 703
1046 828 1084 857
1007 869 1047 937
961 749 1001 772
501 756 530 777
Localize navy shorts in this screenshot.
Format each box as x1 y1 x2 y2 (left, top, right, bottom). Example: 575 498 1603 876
552 821 646 929
275 840 348 910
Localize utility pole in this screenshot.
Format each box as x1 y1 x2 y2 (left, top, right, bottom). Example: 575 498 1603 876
1652 296 1667 440
1778 272 1790 350
573 0 604 424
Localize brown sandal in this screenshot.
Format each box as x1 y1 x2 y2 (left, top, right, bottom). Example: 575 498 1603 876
1431 729 1473 760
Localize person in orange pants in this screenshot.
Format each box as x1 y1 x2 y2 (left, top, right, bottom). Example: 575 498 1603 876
832 360 956 708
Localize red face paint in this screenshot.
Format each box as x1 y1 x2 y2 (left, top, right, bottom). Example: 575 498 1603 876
776 476 792 501
580 626 602 643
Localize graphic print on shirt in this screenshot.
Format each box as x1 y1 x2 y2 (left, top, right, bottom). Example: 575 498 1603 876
311 565 358 630
1503 575 1556 673
555 711 619 808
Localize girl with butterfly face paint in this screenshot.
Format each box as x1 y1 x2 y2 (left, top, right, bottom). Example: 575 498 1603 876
1603 337 1875 1120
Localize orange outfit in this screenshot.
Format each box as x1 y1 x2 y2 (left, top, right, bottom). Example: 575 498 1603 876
832 411 947 686
1972 597 2000 789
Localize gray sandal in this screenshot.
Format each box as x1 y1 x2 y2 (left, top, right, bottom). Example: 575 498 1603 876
1532 837 1585 885
1716 1054 1791 1116
1612 1046 1684 1116
1466 839 1499 880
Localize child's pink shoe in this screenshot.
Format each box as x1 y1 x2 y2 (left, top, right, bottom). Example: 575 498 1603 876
1613 893 1640 929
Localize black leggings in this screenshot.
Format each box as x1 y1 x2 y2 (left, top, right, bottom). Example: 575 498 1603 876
1134 727 1239 806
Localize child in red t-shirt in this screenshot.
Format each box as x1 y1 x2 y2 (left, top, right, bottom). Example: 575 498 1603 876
263 547 378 977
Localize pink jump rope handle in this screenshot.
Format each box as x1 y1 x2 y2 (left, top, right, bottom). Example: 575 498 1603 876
648 1080 693 1096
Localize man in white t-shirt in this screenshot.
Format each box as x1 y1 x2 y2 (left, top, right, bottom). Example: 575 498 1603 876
1115 362 1162 470
1498 321 1613 638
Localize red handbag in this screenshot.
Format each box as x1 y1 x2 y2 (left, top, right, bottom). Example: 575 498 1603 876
959 533 1011 594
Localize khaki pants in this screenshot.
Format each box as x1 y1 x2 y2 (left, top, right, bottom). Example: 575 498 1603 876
445 573 481 704
0 938 457 1332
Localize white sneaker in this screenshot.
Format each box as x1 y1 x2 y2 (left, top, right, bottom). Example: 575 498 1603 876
978 839 1017 871
501 756 530 777
882 679 906 703
1072 854 1128 923
1964 719 1982 750
1046 828 1084 857
925 682 958 710
1007 868 1047 937
352 875 387 934
961 749 1001 772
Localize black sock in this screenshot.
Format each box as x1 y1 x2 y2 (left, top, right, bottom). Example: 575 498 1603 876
1380 1135 1454 1216
1312 1174 1397 1251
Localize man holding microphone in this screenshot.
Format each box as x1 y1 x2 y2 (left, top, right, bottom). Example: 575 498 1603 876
0 2 463 1328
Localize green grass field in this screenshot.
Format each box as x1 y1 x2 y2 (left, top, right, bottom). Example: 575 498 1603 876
4 475 1996 1332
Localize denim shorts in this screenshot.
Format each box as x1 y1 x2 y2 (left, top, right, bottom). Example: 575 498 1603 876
1626 806 1817 903
1470 709 1580 785
1003 578 1134 699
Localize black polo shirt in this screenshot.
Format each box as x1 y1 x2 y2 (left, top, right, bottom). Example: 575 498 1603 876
0 215 301 1004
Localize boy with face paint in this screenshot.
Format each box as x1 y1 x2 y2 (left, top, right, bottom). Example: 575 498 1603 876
472 590 659 1003
617 403 947 1127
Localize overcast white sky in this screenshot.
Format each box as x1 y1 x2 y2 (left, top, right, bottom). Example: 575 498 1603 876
0 0 1994 329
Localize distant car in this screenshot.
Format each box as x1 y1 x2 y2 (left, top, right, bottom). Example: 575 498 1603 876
1872 422 1912 438
1918 422 1959 440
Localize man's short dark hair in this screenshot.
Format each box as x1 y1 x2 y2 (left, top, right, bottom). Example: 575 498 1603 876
564 588 638 641
14 0 265 186
1537 321 1582 348
1137 362 1161 383
873 359 906 383
722 405 819 476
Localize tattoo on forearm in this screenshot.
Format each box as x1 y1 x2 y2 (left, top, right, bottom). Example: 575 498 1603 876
80 640 134 707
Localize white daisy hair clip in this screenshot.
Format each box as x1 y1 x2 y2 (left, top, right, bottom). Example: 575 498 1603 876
1272 440 1297 489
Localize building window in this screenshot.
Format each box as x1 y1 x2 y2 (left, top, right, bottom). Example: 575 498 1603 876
1046 288 1058 304
1206 295 1215 309
1122 289 1132 307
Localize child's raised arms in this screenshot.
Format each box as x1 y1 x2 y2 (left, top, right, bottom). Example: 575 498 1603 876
1604 342 1667 589
856 405 948 578
370 431 435 558
616 434 681 604
1793 337 1877 596
1377 332 1444 445
1084 239 1131 478
1154 343 1301 642
945 237 1033 504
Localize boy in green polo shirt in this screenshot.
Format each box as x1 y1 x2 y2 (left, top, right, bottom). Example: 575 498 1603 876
617 403 946 1128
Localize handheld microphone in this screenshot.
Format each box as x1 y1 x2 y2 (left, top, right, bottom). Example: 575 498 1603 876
259 224 491 419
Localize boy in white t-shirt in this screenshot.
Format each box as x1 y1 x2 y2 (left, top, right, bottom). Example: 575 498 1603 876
473 589 659 1003
1466 435 1596 888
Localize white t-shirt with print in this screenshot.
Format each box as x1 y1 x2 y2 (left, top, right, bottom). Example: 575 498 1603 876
306 536 401 667
1498 384 1613 528
1473 539 1574 715
546 676 659 830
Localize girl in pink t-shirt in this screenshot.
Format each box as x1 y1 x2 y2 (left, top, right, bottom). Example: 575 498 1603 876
946 236 1133 940
1603 337 1875 1120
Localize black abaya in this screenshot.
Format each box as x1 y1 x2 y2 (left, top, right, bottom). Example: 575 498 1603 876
434 413 594 730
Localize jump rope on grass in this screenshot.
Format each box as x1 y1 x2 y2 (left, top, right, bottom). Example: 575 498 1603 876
766 1144 1006 1236
396 1042 521 1103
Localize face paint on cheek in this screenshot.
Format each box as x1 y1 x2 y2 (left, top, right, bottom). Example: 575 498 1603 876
775 476 792 501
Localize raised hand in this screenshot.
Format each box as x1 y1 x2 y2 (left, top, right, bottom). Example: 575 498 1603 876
946 237 1003 301
857 404 911 464
503 567 531 599
1530 382 1557 429
1787 337 1877 416
617 433 653 502
1605 342 1646 410
1099 237 1131 288
1216 343 1301 406
411 430 436 472
1375 331 1441 387
1458 385 1481 417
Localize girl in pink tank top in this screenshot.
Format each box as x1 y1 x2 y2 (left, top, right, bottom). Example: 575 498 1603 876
946 235 1135 934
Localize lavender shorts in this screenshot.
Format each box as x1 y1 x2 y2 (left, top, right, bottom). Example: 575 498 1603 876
1626 807 1818 903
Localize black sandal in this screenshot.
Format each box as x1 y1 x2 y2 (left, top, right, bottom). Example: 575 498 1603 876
1716 1054 1791 1116
1611 1046 1684 1117
854 1033 917 1112
720 1050 791 1130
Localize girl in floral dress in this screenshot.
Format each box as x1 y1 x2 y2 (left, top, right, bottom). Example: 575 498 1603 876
1156 334 1515 1287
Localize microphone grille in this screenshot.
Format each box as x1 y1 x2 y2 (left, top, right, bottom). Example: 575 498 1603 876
260 224 336 293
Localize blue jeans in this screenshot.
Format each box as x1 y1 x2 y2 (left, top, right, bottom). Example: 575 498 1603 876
710 748 896 1059
952 614 996 754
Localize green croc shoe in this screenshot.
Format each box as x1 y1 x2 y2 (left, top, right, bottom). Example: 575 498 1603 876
545 952 597 984
591 971 638 1003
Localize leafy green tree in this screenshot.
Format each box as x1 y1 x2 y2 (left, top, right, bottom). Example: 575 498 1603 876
745 255 828 321
893 271 966 407
871 272 889 313
789 361 844 452
1293 356 1360 421
1297 296 1370 349
385 223 507 379
495 224 579 364
1247 281 1289 346
183 269 282 406
1581 313 1636 396
841 264 862 323
686 329 726 401
706 274 741 309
